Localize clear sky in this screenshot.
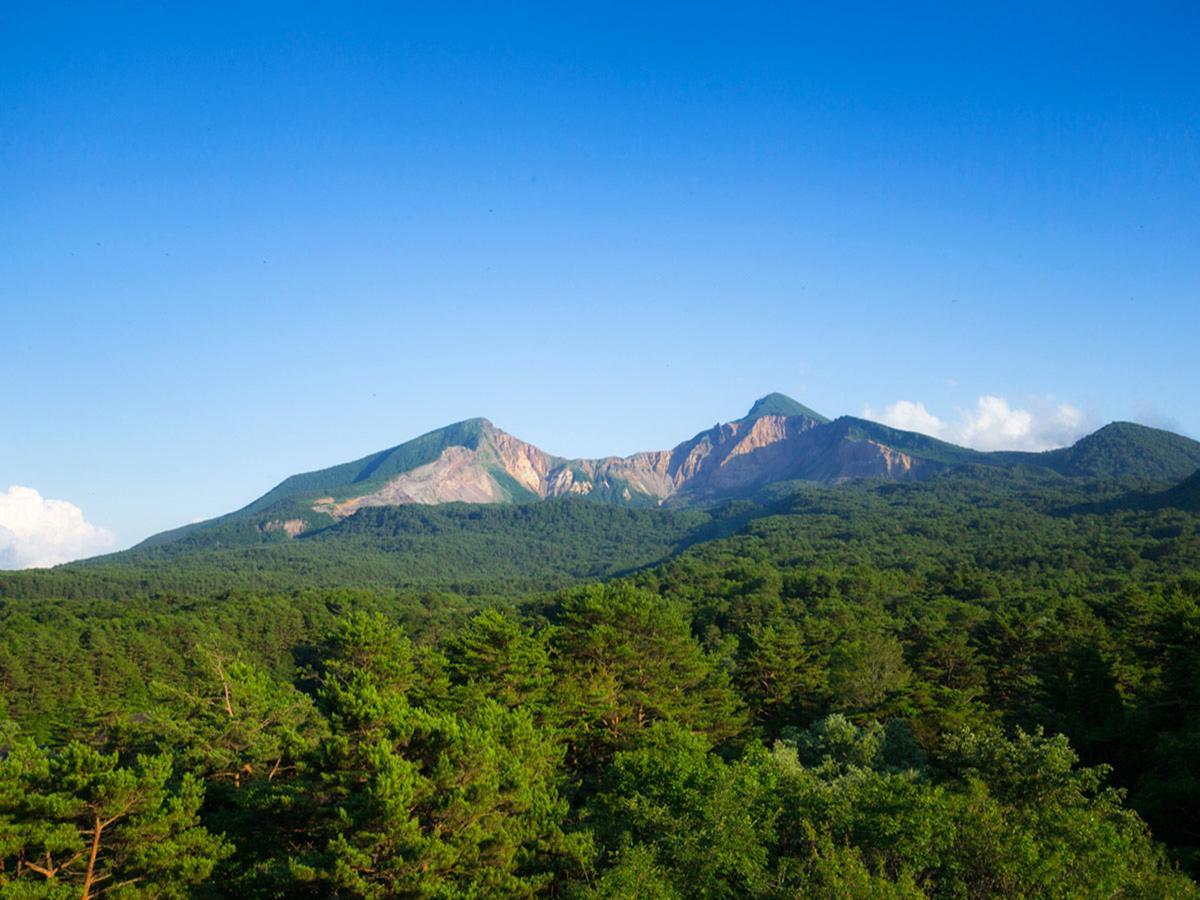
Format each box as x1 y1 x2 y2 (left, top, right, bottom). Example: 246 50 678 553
2 2 1198 561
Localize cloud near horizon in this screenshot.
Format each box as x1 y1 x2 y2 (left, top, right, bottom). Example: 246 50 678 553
0 485 117 569
862 395 1091 452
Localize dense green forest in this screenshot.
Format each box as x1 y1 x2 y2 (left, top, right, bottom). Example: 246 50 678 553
2 467 1200 896
21 501 725 597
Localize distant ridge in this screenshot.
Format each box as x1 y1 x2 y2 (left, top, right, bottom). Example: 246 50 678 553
131 393 1200 554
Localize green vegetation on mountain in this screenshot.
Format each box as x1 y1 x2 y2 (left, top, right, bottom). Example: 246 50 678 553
138 419 492 550
1005 421 1200 481
244 418 493 511
4 500 725 598
4 406 1200 896
824 418 1200 483
832 416 991 467
740 392 830 423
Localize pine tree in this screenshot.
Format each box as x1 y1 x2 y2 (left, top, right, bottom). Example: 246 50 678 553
0 737 229 897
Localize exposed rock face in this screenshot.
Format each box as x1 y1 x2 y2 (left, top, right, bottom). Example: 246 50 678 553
308 409 928 520
314 445 517 516
662 415 823 499
261 518 309 537
488 428 557 494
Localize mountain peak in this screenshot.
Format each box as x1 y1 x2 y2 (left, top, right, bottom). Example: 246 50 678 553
1039 420 1200 480
742 393 829 423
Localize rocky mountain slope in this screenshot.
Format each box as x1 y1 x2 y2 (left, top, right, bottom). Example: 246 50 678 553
136 393 1200 550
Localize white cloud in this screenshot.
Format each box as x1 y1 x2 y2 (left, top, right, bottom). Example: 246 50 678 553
0 486 116 569
863 395 1091 452
863 400 948 438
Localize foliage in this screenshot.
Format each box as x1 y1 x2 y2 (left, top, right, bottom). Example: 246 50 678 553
0 466 1198 894
0 738 229 897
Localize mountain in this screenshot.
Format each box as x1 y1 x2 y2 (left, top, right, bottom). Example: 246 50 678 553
132 394 1200 553
136 396 831 550
1031 422 1200 480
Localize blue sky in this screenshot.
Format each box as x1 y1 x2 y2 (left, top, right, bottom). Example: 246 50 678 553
2 2 1198 559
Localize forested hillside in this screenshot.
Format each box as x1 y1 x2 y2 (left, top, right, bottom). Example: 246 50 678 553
3 501 727 597
2 467 1199 896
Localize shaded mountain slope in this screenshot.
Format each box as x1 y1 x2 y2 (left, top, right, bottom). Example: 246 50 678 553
1157 469 1200 511
1085 467 1200 515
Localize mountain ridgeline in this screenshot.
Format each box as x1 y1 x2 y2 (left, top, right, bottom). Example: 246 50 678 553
134 393 1200 554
